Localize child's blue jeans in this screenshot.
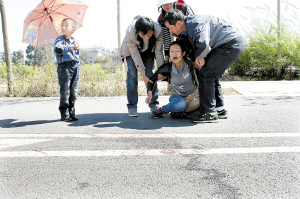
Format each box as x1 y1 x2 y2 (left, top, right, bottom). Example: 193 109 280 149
57 61 80 115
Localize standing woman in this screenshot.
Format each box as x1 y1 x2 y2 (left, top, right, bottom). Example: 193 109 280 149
157 0 194 63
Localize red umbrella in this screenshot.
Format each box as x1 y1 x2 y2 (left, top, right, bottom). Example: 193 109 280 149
22 0 88 49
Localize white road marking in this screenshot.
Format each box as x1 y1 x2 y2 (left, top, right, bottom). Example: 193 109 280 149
0 139 54 149
96 122 122 125
0 147 300 157
0 133 299 138
1 133 299 157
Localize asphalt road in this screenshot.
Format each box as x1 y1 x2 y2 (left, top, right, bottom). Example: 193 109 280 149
0 93 300 198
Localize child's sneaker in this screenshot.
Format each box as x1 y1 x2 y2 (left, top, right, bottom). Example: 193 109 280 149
151 107 164 119
217 109 228 119
61 113 70 121
69 114 79 121
69 108 79 121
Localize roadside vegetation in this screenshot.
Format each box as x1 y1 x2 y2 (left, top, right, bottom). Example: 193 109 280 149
1 22 299 97
0 63 172 97
229 24 300 80
1 3 299 97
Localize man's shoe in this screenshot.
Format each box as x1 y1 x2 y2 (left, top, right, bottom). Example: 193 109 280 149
61 113 70 121
151 107 164 119
128 108 138 117
69 114 79 121
193 112 219 123
217 109 228 119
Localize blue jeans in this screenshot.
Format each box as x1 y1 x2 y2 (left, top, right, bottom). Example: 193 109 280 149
198 36 245 113
57 61 80 115
126 54 159 109
162 95 187 113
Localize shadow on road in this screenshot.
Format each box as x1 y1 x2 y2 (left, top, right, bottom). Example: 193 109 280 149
0 113 196 130
0 98 58 107
0 119 59 128
70 113 197 130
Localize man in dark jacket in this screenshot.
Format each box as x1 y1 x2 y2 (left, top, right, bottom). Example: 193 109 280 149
164 9 245 123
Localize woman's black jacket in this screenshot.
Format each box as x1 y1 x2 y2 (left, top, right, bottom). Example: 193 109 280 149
147 57 198 92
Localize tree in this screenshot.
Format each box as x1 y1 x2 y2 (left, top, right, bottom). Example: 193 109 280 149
12 50 24 65
34 45 55 66
117 0 121 52
80 49 91 64
0 0 13 94
25 45 35 65
94 56 112 65
277 0 281 79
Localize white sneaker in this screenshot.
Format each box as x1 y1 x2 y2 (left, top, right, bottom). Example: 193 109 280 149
128 108 138 117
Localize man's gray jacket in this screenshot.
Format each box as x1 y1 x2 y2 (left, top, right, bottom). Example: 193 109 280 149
184 14 240 60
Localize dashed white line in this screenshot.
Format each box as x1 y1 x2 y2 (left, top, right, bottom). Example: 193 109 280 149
0 139 54 149
1 147 300 157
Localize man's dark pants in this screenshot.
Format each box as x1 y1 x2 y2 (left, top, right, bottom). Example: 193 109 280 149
57 61 80 116
198 36 245 113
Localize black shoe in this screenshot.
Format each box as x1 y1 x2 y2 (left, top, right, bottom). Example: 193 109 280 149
151 107 164 119
61 113 70 121
69 108 79 121
217 109 228 119
193 112 219 123
171 112 185 118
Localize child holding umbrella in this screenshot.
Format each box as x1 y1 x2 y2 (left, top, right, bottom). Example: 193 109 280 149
54 18 80 121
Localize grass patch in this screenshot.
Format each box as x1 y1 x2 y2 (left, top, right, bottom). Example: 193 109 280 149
0 64 170 97
0 64 241 97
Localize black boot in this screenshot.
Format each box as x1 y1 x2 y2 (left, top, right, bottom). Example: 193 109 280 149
69 107 79 121
61 113 70 121
60 108 70 121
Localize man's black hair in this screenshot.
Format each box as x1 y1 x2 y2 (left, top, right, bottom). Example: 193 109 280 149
135 17 154 35
163 9 186 25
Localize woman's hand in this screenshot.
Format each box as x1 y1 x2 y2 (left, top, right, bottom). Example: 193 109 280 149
145 91 153 104
164 55 170 63
158 74 166 81
142 76 153 87
194 58 205 69
74 42 79 50
140 71 153 86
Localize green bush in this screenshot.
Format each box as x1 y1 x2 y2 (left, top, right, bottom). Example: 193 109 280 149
231 23 300 79
0 64 7 81
79 64 127 97
12 64 58 97
0 63 137 97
